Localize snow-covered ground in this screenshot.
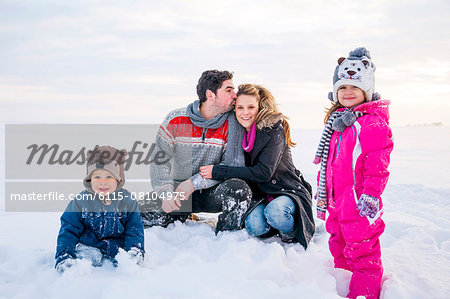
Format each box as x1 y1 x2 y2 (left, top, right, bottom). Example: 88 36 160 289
1 126 449 299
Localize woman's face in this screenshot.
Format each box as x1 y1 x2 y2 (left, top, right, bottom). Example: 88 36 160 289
235 94 259 131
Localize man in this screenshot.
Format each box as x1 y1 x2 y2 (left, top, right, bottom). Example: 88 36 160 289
141 70 251 233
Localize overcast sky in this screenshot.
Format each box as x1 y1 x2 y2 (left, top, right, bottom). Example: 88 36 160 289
1 0 449 128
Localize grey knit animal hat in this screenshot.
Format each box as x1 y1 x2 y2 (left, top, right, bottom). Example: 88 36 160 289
329 47 378 103
83 146 128 192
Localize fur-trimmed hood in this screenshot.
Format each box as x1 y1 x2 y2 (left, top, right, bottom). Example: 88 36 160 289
256 113 283 130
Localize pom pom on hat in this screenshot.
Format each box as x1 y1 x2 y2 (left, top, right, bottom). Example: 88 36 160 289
349 47 372 59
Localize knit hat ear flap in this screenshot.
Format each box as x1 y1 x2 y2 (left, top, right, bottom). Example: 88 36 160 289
372 92 381 101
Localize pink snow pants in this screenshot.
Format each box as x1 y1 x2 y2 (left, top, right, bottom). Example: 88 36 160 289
326 188 385 299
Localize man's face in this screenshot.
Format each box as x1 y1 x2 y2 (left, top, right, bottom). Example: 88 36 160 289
211 79 237 114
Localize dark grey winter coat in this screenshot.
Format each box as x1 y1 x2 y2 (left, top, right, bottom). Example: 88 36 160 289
212 119 315 249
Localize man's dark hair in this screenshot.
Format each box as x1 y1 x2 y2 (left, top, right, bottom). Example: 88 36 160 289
196 70 233 103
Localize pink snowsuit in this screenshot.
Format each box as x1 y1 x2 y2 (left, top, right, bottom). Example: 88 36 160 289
324 100 393 299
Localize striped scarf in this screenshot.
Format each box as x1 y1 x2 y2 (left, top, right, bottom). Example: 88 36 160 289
314 109 364 219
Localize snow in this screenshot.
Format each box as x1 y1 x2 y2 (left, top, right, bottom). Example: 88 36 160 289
1 126 450 299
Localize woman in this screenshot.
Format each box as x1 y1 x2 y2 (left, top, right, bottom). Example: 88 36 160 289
200 84 315 248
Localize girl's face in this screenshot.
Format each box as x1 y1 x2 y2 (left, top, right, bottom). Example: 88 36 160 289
235 94 259 131
337 85 365 108
91 169 118 196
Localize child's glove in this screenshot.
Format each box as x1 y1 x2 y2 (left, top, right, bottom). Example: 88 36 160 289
55 253 75 273
127 247 144 266
316 209 326 221
312 157 321 165
357 194 379 219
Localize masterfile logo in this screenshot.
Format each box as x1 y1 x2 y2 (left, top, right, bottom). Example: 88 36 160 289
4 124 194 212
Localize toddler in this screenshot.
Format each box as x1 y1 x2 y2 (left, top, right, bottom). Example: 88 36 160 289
55 146 145 272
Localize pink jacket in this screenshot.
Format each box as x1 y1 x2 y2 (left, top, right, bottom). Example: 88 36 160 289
325 100 393 209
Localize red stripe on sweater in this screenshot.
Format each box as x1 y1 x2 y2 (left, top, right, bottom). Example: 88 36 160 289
166 116 228 142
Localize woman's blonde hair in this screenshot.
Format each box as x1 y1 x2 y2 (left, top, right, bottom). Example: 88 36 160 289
237 83 295 147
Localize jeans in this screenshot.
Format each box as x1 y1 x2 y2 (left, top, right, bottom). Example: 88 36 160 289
245 195 296 236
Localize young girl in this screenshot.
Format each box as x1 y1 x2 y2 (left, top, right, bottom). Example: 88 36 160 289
55 146 145 272
314 47 393 298
200 84 315 248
